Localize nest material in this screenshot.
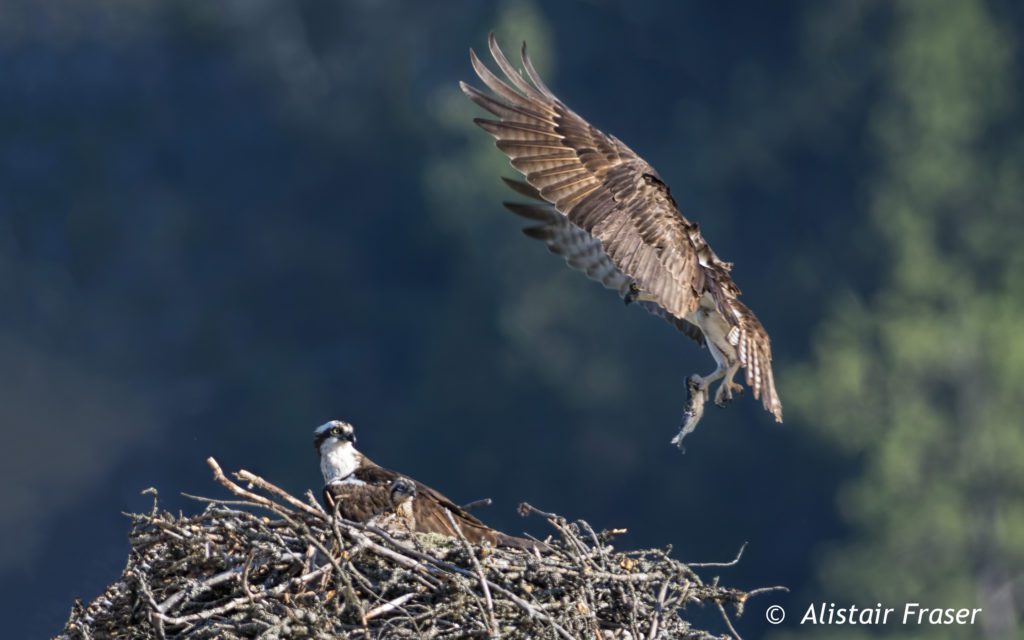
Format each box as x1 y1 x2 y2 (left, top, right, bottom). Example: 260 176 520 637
57 458 782 640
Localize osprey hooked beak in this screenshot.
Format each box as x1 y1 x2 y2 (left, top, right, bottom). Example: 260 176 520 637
313 419 357 450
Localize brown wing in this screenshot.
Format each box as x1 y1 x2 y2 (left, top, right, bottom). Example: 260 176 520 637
706 274 783 422
358 459 537 549
322 482 393 522
463 34 781 422
502 178 706 348
461 34 703 321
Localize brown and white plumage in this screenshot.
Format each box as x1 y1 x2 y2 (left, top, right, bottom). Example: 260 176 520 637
461 35 782 445
314 420 537 549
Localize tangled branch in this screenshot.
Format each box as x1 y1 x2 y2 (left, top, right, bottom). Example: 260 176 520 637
58 458 784 639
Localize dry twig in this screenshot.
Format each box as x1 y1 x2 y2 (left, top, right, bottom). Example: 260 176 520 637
58 458 784 639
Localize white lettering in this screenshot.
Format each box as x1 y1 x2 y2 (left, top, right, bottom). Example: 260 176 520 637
902 604 983 625
903 603 920 624
859 604 894 624
801 604 819 624
802 602 980 626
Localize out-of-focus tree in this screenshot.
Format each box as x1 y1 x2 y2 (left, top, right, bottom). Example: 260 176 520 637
785 0 1024 637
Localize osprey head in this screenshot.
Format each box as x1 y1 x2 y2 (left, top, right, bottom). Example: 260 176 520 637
313 419 356 450
315 420 360 483
390 477 417 505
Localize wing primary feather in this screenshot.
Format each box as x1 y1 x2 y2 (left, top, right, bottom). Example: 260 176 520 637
511 154 578 173
495 140 568 153
503 201 556 221
474 119 562 140
501 177 545 201
469 48 535 108
539 172 594 194
520 42 558 101
522 225 554 241
553 181 600 209
528 165 588 180
459 81 548 122
488 33 546 101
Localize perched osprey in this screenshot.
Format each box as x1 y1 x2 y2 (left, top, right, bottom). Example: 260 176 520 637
313 420 537 549
461 34 783 447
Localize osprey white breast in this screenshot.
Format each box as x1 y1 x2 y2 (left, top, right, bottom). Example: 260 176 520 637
320 439 359 483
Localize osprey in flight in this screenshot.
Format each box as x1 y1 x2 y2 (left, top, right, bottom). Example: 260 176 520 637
314 420 537 549
461 35 782 447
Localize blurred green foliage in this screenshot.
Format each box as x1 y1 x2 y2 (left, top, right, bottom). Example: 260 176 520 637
784 0 1024 637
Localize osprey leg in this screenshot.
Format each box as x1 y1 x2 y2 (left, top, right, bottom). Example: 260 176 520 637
714 362 743 407
692 364 726 391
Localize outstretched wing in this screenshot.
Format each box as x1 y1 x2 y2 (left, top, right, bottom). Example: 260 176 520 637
501 177 706 347
461 34 704 322
462 34 782 422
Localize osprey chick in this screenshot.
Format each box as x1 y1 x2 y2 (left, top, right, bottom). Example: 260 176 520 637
461 34 782 447
313 420 537 549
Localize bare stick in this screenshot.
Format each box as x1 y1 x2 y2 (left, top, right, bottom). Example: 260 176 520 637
206 457 295 518
157 568 241 614
688 541 748 568
747 585 789 598
647 578 671 640
236 469 325 520
365 593 417 621
155 565 332 626
445 510 499 638
717 600 744 640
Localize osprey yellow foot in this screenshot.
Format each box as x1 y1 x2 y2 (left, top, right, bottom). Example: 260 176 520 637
714 381 743 408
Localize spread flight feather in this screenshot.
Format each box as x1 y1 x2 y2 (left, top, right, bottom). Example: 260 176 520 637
461 34 782 438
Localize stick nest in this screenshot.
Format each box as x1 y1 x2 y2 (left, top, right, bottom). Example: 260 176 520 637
57 458 782 639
